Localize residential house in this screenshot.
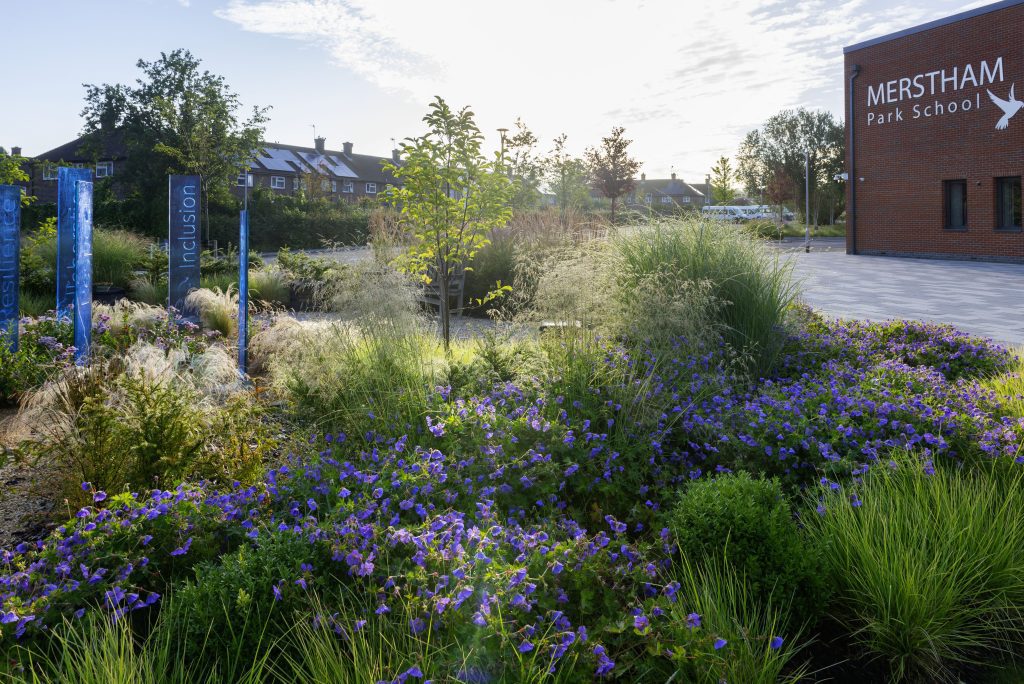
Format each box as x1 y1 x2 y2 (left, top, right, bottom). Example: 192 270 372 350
624 173 706 208
23 131 399 205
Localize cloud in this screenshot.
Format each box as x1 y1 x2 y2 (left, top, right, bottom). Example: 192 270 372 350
217 0 968 179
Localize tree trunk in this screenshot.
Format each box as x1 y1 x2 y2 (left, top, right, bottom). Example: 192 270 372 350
438 262 450 351
610 196 617 224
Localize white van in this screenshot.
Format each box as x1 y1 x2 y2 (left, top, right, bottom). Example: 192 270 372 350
701 205 746 223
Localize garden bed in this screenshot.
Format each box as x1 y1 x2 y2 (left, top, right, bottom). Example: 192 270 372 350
0 218 1022 683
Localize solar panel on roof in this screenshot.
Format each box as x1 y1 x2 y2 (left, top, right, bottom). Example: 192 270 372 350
296 151 357 178
259 147 306 172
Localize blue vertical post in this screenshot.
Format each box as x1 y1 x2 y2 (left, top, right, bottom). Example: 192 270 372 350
73 181 93 366
238 209 249 375
0 186 20 352
168 175 202 315
56 167 92 320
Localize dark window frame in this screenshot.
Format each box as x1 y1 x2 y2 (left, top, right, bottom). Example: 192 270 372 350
995 176 1022 232
943 179 968 231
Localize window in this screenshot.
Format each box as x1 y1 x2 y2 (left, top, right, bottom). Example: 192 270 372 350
292 177 299 191
236 173 247 187
660 196 673 204
271 176 286 189
342 180 354 193
42 164 58 181
365 182 377 194
627 194 635 204
96 161 113 178
995 176 1022 230
332 180 338 193
682 196 691 204
321 179 331 192
943 180 967 229
644 193 652 204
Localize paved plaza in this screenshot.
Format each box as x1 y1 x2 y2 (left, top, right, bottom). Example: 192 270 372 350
779 239 1024 347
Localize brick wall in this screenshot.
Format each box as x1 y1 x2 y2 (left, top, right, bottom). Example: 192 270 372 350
845 3 1024 262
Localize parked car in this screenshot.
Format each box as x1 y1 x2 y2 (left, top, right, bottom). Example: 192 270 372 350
701 205 747 223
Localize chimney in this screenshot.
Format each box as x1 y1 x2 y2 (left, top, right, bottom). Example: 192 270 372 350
392 148 400 164
11 146 21 157
343 141 353 157
640 173 646 181
314 136 326 154
671 172 676 180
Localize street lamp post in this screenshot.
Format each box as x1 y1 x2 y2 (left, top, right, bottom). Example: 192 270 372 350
497 128 509 173
804 150 811 253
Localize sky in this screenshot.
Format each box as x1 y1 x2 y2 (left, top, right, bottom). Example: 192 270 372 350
0 0 991 183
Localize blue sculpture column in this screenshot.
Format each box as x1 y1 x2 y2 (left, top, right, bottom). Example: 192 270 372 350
0 185 20 352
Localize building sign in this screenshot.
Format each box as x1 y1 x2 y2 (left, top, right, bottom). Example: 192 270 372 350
0 186 19 352
56 167 92 320
168 175 201 313
73 181 93 365
865 56 1020 129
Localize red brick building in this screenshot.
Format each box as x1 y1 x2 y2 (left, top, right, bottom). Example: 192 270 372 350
844 0 1024 262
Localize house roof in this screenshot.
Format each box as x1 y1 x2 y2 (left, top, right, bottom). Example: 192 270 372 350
34 130 128 162
635 176 705 198
253 142 399 184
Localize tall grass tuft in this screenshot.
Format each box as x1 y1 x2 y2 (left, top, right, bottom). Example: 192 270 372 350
612 217 798 374
664 554 808 684
251 316 445 434
185 287 238 338
983 348 1024 418
806 457 1024 682
248 267 290 307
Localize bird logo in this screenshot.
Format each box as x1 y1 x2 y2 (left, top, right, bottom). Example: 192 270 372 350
987 83 1023 130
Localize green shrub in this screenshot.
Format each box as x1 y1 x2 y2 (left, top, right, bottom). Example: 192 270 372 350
463 230 517 315
25 225 151 290
983 349 1024 418
668 472 826 628
162 532 332 672
805 459 1024 682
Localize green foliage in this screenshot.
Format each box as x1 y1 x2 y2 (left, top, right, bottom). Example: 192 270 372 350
246 189 370 251
162 533 328 673
382 96 514 347
502 118 543 212
0 316 74 404
544 134 591 229
0 149 33 206
984 350 1024 418
710 155 738 205
81 49 269 234
806 459 1024 682
248 268 289 307
585 127 641 224
669 472 827 628
613 218 798 375
91 229 151 287
184 287 237 338
737 108 844 225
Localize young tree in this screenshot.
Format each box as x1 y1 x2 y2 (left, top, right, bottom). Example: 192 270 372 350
710 155 738 205
765 167 797 223
383 97 512 348
586 126 641 224
81 49 270 239
544 134 590 229
503 118 543 212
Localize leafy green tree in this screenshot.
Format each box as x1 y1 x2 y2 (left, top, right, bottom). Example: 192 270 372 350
736 108 843 225
710 156 738 205
586 127 641 224
544 134 590 229
382 97 513 348
81 49 270 239
0 148 33 205
503 118 542 212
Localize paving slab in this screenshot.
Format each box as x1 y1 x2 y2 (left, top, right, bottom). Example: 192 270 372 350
777 239 1024 347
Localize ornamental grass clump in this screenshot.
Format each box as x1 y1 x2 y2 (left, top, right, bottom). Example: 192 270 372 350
185 286 238 338
612 218 798 375
807 457 1024 682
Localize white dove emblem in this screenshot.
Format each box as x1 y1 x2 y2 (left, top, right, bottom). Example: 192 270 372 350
987 83 1023 130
